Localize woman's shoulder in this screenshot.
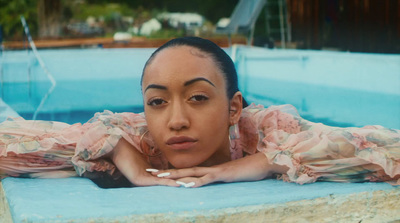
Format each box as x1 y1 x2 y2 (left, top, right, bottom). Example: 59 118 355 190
85 110 147 129
242 103 300 117
240 103 302 134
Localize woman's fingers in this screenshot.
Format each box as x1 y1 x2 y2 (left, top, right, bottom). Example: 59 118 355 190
147 167 214 179
153 177 181 187
145 167 220 188
132 173 180 187
144 153 276 188
174 173 218 188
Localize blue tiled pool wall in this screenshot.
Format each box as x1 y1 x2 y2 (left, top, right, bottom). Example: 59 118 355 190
234 47 400 129
1 47 399 128
1 48 150 123
0 98 19 122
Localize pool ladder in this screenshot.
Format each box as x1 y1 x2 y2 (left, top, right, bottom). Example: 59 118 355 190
19 16 57 120
0 45 3 100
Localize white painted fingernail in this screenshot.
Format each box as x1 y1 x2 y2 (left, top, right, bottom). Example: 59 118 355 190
176 181 195 188
157 172 170 177
146 168 159 173
176 181 186 186
184 182 195 188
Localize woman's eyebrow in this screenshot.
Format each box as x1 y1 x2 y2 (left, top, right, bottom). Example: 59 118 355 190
184 77 216 87
144 77 215 92
144 84 167 92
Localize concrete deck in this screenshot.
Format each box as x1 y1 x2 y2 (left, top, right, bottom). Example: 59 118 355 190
3 37 246 49
1 177 399 222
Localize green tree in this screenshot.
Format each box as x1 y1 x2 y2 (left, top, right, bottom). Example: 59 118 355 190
85 0 238 23
0 0 239 40
0 0 37 40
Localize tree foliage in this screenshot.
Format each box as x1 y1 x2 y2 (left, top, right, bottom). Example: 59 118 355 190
84 0 238 23
0 0 238 40
0 0 37 39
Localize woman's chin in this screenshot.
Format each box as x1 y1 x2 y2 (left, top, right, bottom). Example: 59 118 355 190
168 158 203 169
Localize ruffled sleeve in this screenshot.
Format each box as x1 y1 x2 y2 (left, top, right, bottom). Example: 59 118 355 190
71 110 150 177
243 104 400 185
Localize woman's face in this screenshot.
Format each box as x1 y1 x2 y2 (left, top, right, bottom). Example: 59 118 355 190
142 46 232 168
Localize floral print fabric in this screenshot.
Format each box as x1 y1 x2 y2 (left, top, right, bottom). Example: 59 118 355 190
239 104 400 185
0 104 399 185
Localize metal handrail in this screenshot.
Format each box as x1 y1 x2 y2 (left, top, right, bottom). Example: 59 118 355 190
0 27 3 99
0 44 3 99
20 16 56 120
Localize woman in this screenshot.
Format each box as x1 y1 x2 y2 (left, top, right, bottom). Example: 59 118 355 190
1 37 399 188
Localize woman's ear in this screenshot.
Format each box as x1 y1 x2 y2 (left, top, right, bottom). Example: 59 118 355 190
229 91 243 125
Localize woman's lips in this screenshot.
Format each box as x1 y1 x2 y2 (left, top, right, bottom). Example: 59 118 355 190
166 136 197 150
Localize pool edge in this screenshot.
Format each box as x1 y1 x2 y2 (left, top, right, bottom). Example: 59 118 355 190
8 186 399 223
90 188 400 223
0 182 13 223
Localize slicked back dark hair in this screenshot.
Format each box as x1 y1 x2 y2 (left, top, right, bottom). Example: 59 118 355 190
141 37 248 107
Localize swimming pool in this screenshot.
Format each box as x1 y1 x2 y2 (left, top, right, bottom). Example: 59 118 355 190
1 46 399 129
1 45 400 223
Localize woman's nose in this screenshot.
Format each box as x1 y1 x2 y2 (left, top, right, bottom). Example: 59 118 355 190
167 102 190 131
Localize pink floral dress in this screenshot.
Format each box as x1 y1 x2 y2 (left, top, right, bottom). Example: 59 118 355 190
1 104 399 185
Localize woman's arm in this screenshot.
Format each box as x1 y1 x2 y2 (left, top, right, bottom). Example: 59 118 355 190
151 152 288 188
109 138 179 187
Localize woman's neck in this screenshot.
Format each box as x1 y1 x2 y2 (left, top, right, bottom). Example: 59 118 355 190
166 139 232 169
199 141 231 167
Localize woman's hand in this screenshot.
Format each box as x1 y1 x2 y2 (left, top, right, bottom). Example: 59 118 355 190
110 138 180 187
151 152 288 188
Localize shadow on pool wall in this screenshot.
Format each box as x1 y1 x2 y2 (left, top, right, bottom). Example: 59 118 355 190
1 46 399 129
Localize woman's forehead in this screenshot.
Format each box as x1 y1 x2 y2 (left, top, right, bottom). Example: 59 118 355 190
148 46 211 67
142 46 225 87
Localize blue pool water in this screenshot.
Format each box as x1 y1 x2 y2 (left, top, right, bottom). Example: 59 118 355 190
1 47 399 128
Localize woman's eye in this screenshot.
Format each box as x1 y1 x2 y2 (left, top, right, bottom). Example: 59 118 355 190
147 98 166 106
189 94 209 102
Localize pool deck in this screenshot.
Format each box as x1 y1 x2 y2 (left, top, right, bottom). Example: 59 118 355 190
3 36 246 49
0 177 399 223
